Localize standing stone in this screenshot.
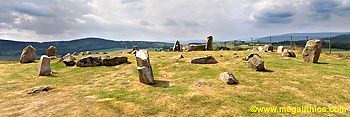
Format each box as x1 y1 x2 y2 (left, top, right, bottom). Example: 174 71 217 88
247 55 265 71
263 45 273 52
219 72 239 85
282 49 296 57
302 40 322 63
46 46 57 57
173 40 182 52
62 53 76 66
191 55 218 64
206 36 213 51
76 56 102 67
136 50 155 85
39 55 51 76
277 46 286 53
20 45 36 63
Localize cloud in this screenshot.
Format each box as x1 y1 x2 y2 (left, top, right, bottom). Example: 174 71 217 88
251 0 297 23
0 0 350 42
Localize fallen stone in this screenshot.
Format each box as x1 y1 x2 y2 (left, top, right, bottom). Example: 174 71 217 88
76 56 102 67
187 45 206 51
102 57 129 66
191 55 218 64
28 86 52 94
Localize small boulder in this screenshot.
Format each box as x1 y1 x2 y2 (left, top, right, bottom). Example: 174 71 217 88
76 56 102 67
277 46 286 53
102 57 129 66
46 46 57 57
20 45 36 63
28 86 52 94
219 72 239 85
282 49 296 57
39 55 51 76
263 45 273 52
191 55 218 64
258 46 264 51
247 55 265 71
62 53 76 66
242 53 261 61
176 55 184 59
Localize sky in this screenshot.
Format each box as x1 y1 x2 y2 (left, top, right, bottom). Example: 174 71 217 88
0 0 350 42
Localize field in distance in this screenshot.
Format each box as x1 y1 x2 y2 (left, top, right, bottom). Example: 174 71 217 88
1 50 350 116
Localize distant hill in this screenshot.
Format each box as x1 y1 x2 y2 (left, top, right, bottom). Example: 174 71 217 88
272 34 350 50
256 32 350 42
0 37 172 60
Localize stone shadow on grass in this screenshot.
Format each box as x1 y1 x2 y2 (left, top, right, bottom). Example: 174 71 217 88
152 80 170 88
315 62 329 65
258 69 274 72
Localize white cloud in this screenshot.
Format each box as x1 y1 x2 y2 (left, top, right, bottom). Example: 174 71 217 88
0 0 350 42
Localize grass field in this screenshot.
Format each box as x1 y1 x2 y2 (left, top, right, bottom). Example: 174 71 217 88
1 50 350 116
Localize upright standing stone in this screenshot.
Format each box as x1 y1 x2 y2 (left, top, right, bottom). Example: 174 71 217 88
277 46 286 53
302 40 322 63
136 50 155 85
172 40 182 52
39 55 51 76
46 46 57 57
206 36 213 51
20 45 36 63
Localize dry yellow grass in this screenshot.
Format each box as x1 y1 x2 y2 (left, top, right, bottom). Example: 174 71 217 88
0 50 350 116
